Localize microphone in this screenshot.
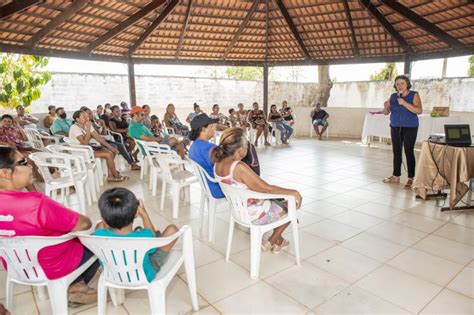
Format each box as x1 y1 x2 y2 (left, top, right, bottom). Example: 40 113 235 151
398 90 403 98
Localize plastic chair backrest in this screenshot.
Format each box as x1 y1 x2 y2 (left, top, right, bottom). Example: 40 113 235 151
134 140 173 157
188 159 215 199
23 128 44 149
29 152 85 183
218 182 253 225
155 154 183 181
47 144 95 165
74 227 186 287
0 235 74 284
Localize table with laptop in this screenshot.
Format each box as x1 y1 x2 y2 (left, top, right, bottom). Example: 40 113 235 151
413 124 474 212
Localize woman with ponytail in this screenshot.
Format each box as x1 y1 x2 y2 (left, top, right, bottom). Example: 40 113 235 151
212 128 302 254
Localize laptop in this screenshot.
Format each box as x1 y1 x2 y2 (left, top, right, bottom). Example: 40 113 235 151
444 124 472 147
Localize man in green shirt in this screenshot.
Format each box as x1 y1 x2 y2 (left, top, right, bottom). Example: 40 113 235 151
50 107 73 136
128 106 185 158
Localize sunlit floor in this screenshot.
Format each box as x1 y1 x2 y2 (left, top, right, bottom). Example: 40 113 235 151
1 138 473 314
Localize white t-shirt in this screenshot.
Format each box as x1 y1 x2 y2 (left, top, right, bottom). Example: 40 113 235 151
69 124 100 145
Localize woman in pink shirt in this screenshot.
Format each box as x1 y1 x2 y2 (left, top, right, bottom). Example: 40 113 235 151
0 146 99 305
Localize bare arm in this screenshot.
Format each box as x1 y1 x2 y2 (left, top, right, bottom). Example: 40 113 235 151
71 214 92 231
399 93 423 115
383 100 391 115
109 120 128 134
137 200 156 234
234 162 302 208
140 134 163 142
75 125 92 145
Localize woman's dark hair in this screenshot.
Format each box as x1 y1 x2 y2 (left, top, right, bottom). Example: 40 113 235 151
211 127 246 163
228 108 235 114
98 188 139 229
142 104 149 109
189 123 210 141
80 106 89 112
0 146 17 170
151 115 158 120
393 75 412 90
1 114 14 121
193 103 199 110
212 104 219 110
55 107 64 114
97 104 103 109
110 105 120 112
270 104 277 111
72 110 85 122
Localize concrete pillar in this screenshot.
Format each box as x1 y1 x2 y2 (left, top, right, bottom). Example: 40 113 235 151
127 60 137 107
263 62 269 115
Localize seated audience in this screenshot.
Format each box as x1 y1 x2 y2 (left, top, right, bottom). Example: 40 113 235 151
120 101 130 115
100 107 113 127
228 108 239 127
15 105 39 128
0 146 99 305
280 100 294 126
150 115 164 137
142 105 152 129
94 188 178 282
43 105 56 129
129 106 186 158
310 102 329 140
209 104 229 131
0 114 32 151
70 110 128 182
268 104 293 144
104 103 111 111
95 105 104 120
236 103 250 128
50 107 73 136
212 128 302 253
163 103 189 137
186 103 203 123
188 114 225 199
248 102 270 146
109 105 138 160
83 106 140 171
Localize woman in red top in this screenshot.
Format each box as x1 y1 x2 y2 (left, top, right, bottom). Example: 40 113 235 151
0 146 99 305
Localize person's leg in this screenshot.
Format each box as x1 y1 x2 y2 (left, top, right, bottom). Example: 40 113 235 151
268 222 290 244
284 124 293 140
403 127 418 179
255 126 263 144
94 149 120 179
275 123 286 141
70 248 100 287
320 121 329 137
390 126 403 177
158 224 179 252
263 125 270 143
107 141 133 165
127 138 139 161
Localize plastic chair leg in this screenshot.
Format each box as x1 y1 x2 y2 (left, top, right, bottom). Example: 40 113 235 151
199 195 206 231
291 219 301 266
172 186 180 219
47 281 68 315
184 255 199 311
250 229 262 279
5 279 13 310
225 217 235 261
160 181 167 211
208 200 216 243
152 168 159 196
36 285 48 301
75 183 87 215
109 287 125 307
147 285 166 315
97 278 107 315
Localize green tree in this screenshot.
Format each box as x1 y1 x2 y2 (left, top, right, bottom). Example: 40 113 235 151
225 66 263 80
370 62 398 81
0 53 51 109
468 55 474 77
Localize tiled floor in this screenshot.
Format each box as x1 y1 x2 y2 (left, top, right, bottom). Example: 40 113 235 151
2 138 474 314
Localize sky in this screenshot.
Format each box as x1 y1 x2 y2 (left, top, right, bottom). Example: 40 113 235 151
45 55 471 83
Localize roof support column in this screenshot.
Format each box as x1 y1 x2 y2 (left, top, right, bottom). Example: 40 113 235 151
403 55 412 78
263 62 269 116
128 60 137 107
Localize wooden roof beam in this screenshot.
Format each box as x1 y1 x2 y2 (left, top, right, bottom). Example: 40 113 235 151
275 0 311 59
83 0 167 53
0 0 41 20
223 0 260 60
380 0 465 49
359 0 412 54
176 0 194 58
342 0 359 57
26 0 89 48
128 0 179 55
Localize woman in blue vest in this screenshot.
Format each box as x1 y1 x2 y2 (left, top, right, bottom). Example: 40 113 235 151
383 75 423 189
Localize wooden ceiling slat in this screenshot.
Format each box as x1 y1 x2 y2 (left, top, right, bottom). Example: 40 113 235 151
275 0 310 59
0 0 41 20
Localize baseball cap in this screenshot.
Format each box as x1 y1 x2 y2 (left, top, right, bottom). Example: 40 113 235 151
190 113 218 130
130 106 144 115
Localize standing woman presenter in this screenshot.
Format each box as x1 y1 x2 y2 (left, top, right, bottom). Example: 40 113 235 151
383 75 423 189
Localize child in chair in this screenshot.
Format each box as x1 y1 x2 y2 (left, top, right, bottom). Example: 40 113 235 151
94 188 179 282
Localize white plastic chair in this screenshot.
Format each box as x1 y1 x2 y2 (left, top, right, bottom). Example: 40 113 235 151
47 144 99 202
30 152 89 214
134 140 176 189
23 128 61 150
156 155 198 218
247 128 265 148
0 235 97 315
189 160 229 242
73 225 198 315
219 182 300 279
269 122 282 145
309 120 329 139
